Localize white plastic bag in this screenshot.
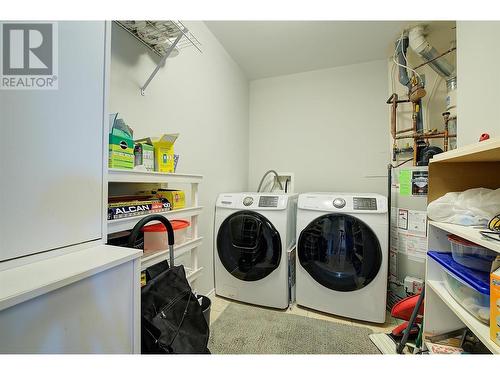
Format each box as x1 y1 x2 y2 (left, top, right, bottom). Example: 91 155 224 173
427 188 500 226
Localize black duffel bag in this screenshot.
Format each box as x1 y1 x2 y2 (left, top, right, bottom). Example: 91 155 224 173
128 215 210 354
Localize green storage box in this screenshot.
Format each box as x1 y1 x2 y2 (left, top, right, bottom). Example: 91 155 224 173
109 113 134 169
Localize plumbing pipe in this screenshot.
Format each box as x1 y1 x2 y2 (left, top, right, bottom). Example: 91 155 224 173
408 25 455 79
390 93 398 139
395 133 456 140
413 47 456 70
443 112 450 151
396 127 415 134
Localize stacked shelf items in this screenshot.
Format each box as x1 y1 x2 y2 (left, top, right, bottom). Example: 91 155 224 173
106 168 203 283
424 138 500 354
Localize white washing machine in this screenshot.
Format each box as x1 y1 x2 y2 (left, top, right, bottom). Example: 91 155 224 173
214 192 298 309
296 193 388 323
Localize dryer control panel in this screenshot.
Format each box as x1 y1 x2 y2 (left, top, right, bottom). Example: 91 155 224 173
298 193 387 213
353 197 377 210
259 196 279 207
216 193 298 210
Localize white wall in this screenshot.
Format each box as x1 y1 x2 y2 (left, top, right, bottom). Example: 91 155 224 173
457 21 500 147
249 60 390 195
110 22 249 294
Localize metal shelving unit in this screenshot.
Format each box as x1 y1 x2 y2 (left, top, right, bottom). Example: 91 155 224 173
113 20 202 95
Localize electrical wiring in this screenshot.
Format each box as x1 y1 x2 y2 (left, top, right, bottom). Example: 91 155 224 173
393 30 423 86
393 158 413 168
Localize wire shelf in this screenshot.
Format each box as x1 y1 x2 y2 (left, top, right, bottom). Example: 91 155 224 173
114 20 202 58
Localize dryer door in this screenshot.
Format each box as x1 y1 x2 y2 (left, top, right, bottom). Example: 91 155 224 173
298 213 382 292
217 211 282 281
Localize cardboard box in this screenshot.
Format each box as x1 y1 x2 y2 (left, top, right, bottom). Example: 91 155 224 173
491 256 500 347
147 189 185 210
138 189 186 210
134 140 154 171
136 134 178 173
109 113 134 169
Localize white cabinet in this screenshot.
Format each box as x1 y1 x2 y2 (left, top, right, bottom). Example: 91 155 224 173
456 21 500 146
0 22 107 261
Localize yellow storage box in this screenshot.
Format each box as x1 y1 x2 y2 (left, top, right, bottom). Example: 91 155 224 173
135 134 179 173
153 189 185 210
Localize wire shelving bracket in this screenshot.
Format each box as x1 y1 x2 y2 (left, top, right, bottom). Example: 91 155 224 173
113 21 202 96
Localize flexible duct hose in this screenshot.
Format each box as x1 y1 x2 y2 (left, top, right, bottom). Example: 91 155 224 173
256 170 284 192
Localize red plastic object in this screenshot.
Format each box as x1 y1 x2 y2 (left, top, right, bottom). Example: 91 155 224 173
392 321 419 337
479 133 490 141
141 220 190 232
391 294 424 321
391 294 425 337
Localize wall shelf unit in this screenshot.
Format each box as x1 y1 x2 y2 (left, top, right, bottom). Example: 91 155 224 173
429 221 500 254
141 237 203 271
108 206 204 234
424 138 500 354
107 168 204 287
109 168 203 184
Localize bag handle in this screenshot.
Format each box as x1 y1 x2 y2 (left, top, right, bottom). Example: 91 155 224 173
128 214 176 265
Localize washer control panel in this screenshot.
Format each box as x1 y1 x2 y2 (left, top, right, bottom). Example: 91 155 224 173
258 196 279 208
353 197 377 210
332 198 346 208
243 197 254 206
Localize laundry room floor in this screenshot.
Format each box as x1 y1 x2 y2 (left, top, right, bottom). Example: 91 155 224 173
209 295 402 354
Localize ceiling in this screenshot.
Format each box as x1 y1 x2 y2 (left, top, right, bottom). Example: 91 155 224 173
205 21 411 80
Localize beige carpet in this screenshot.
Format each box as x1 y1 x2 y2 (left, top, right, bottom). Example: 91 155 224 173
209 303 381 354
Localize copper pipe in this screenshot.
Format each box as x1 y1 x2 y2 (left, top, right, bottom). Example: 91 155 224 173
396 127 415 134
443 112 450 152
386 93 410 104
390 93 398 139
395 133 456 140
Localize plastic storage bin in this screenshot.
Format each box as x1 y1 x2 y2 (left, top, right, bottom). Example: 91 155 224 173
170 219 190 244
142 219 191 253
429 251 490 324
447 234 497 272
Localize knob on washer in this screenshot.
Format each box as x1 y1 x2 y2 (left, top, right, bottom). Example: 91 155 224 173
333 198 346 208
243 197 253 206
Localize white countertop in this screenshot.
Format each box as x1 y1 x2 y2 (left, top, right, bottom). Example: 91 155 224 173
0 245 142 312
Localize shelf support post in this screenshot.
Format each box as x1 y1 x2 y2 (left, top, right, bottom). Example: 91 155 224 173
140 28 187 96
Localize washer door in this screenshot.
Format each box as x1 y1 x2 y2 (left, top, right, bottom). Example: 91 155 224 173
217 211 282 281
298 213 382 292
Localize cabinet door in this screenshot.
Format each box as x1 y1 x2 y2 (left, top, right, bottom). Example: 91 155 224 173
0 21 106 261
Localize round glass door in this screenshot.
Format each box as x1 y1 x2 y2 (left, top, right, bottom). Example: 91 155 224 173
217 211 282 281
298 214 382 292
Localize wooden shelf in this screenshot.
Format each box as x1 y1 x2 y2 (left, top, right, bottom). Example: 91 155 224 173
430 138 500 164
107 206 203 234
429 221 500 253
427 280 499 354
140 237 203 271
108 168 203 184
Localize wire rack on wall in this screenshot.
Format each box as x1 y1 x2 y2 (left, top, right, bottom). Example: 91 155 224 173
114 20 202 95
114 20 202 57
